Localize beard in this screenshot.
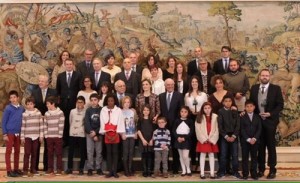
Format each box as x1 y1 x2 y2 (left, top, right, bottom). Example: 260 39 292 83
260 78 269 84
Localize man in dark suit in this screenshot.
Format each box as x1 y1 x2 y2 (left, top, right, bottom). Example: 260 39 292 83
159 78 184 174
249 69 284 179
114 58 141 99
129 52 143 75
114 79 134 107
194 57 215 95
213 46 232 75
187 47 202 77
31 74 57 171
57 58 82 146
76 49 94 77
90 57 111 92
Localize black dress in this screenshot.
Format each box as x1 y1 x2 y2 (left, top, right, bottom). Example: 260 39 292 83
137 118 155 152
163 69 174 81
172 118 195 149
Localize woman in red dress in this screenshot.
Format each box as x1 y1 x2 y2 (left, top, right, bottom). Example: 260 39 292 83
195 102 219 179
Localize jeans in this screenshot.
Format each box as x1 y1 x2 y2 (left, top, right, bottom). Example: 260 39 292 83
23 138 39 172
47 137 63 171
122 138 135 173
5 134 20 171
219 137 239 174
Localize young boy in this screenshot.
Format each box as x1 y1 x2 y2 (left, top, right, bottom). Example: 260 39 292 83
240 100 262 180
21 97 43 177
217 95 241 179
65 96 87 175
2 90 24 177
152 117 171 178
44 96 65 175
84 93 103 176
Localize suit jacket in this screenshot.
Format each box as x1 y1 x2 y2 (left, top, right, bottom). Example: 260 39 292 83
194 70 216 95
122 64 143 75
213 59 230 75
195 113 219 145
56 71 82 108
90 70 111 92
114 93 134 107
76 61 94 78
240 113 262 141
31 87 57 115
249 83 284 126
188 59 212 77
159 91 183 130
114 71 141 99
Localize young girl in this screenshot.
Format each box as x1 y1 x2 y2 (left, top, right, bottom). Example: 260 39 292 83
98 81 112 107
172 106 194 176
99 93 125 178
137 104 155 177
195 102 219 179
121 96 138 176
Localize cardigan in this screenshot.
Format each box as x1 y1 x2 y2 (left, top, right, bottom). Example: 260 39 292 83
195 113 219 145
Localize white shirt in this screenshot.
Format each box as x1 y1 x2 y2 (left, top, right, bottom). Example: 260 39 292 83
184 92 208 113
152 79 165 95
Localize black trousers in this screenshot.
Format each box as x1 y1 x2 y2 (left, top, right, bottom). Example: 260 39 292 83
106 143 119 173
241 140 258 176
67 136 86 170
258 122 277 173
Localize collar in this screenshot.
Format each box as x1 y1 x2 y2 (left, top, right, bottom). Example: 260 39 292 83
260 83 270 89
200 70 207 75
12 104 20 108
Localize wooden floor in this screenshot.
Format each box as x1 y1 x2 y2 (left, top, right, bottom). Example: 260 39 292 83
1 169 300 182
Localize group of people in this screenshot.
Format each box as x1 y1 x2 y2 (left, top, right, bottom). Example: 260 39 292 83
2 46 283 180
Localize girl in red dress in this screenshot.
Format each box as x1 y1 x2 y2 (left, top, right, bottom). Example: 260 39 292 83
195 102 219 179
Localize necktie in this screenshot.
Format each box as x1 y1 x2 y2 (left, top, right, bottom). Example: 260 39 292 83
126 72 130 80
42 89 46 102
261 86 265 94
224 58 228 71
67 72 71 87
167 93 171 110
95 72 99 86
86 62 90 69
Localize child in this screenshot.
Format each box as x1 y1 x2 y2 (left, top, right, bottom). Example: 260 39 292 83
137 104 155 177
121 96 138 176
84 93 103 176
152 117 171 178
98 81 112 107
2 90 24 177
21 97 43 177
195 102 219 179
172 106 194 176
99 93 125 178
217 95 241 179
44 96 65 175
65 96 87 175
240 100 262 180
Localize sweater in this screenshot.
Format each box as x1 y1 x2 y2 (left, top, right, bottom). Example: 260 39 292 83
217 107 240 139
195 113 219 145
44 107 65 138
69 108 86 137
99 105 125 134
153 128 171 151
2 103 24 135
223 71 250 95
84 105 101 135
21 108 43 140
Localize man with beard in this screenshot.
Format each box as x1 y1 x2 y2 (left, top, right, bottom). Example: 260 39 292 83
223 59 250 112
249 69 283 179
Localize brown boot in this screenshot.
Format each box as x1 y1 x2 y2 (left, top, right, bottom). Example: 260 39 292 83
152 171 160 178
163 172 168 178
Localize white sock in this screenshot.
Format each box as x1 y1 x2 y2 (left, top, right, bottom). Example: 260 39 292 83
208 153 215 176
200 153 206 176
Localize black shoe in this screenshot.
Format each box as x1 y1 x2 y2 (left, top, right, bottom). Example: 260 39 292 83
96 169 103 176
14 169 23 176
216 173 225 179
232 172 242 179
187 173 192 176
78 169 84 175
113 173 119 178
65 169 72 175
242 175 248 180
7 171 18 177
87 169 93 176
181 173 186 177
210 175 216 179
142 171 148 177
173 170 179 174
226 169 233 175
200 175 206 179
105 172 113 178
257 171 264 177
251 175 258 180
267 172 276 179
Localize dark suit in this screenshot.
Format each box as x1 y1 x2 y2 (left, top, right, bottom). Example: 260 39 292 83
31 87 57 171
240 113 262 177
56 71 82 144
159 91 183 173
114 71 141 99
194 70 216 95
213 59 230 75
76 61 94 78
188 59 212 77
249 83 283 173
132 64 143 75
90 71 111 92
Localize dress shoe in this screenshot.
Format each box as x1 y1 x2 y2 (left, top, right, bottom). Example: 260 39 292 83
96 169 104 176
7 171 18 177
241 175 248 180
216 173 225 179
251 175 258 180
142 171 148 177
105 172 113 178
113 172 119 178
210 175 216 179
65 169 72 175
267 172 276 179
87 169 93 176
257 171 264 177
14 169 23 176
163 172 168 178
78 169 84 175
232 172 242 179
55 170 62 175
181 173 186 176
187 173 192 176
200 175 206 179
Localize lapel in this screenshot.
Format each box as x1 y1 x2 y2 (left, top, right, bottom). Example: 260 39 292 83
169 92 177 111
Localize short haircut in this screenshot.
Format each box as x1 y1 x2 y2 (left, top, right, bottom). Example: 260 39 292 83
222 94 233 103
157 116 167 123
90 93 100 100
77 96 86 103
103 93 119 107
221 46 231 52
245 99 255 106
8 90 19 97
259 68 270 75
45 96 58 107
25 97 35 104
